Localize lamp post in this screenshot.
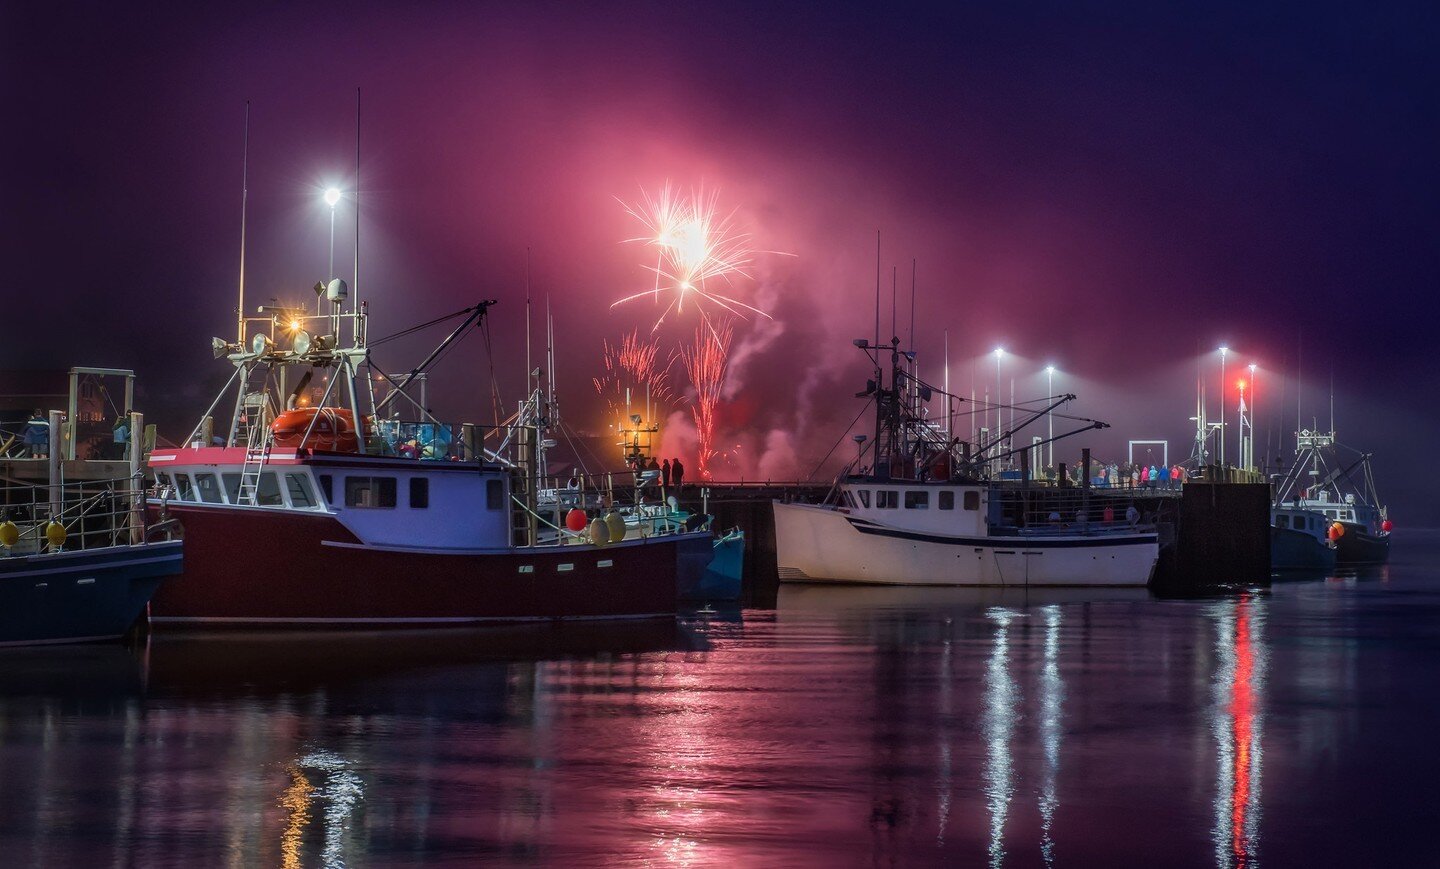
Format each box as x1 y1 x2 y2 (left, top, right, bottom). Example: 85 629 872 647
1218 345 1229 466
323 187 341 314
1237 379 1248 470
1045 364 1055 470
1248 362 1258 471
994 347 1004 470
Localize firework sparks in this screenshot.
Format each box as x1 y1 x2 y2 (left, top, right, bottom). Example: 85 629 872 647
593 329 675 425
680 318 734 480
613 185 773 335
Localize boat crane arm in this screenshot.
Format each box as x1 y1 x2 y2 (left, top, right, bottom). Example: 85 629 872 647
374 301 495 415
969 394 1088 463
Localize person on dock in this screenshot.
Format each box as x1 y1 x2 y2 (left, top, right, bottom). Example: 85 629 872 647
1158 464 1170 489
112 415 130 460
672 458 685 490
22 410 48 459
662 458 672 489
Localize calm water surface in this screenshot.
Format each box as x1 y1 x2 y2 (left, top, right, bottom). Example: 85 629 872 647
3 536 1439 867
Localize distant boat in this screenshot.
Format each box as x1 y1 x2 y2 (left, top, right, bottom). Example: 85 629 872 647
1272 430 1391 565
2 479 182 647
1269 506 1336 572
775 336 1158 587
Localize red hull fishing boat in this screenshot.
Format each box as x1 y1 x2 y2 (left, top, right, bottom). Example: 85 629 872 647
147 184 709 624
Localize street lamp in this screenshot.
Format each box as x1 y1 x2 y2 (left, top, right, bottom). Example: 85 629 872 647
1045 364 1056 470
323 187 342 312
1248 362 1258 470
994 347 1004 469
1218 345 1229 466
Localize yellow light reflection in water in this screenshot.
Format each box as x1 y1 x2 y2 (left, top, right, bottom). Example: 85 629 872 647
279 766 313 869
1038 605 1063 867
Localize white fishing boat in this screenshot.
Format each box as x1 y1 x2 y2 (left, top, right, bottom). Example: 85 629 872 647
775 335 1158 587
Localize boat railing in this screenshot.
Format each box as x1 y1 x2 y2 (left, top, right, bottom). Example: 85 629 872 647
989 487 1162 536
0 475 153 555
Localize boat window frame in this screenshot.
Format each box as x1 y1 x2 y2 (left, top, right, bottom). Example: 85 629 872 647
857 489 870 508
904 490 929 510
221 473 241 504
938 490 955 510
346 476 398 509
257 471 284 507
410 476 430 509
285 472 319 509
194 472 224 504
317 474 333 505
963 490 981 511
1276 514 1290 529
486 478 505 511
877 489 899 509
173 473 195 502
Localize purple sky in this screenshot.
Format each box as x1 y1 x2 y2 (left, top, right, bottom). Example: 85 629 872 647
5 2 1436 518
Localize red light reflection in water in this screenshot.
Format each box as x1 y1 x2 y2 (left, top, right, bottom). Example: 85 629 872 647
1213 594 1265 869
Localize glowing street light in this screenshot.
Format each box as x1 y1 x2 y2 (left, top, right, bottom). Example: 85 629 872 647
994 347 1004 468
1045 365 1056 469
1218 346 1230 467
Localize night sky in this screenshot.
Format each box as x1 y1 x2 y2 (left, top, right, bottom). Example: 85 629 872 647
5 2 1436 519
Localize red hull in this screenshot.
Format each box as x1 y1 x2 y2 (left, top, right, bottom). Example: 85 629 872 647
150 504 702 624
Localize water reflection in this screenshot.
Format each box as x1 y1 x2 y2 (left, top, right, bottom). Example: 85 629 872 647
3 562 1434 865
982 608 1019 868
1211 594 1267 869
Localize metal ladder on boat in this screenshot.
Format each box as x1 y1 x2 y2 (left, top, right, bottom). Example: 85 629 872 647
509 469 532 546
236 396 271 506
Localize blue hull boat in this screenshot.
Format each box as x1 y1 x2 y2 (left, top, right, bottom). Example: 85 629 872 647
679 529 744 601
0 541 183 646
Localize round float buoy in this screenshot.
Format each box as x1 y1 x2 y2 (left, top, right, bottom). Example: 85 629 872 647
1381 519 1394 533
1327 522 1344 541
604 511 626 542
588 518 610 546
0 520 18 548
565 508 588 532
45 521 66 548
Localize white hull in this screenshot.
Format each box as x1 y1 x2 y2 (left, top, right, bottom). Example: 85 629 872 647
774 501 1158 587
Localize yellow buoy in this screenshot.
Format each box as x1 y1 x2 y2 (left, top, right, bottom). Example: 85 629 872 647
0 520 18 548
604 512 626 543
45 521 67 549
588 517 610 546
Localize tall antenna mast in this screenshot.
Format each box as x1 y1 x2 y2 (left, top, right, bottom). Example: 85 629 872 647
873 231 880 348
1329 367 1335 435
943 329 950 437
353 87 361 331
525 247 533 398
237 102 250 344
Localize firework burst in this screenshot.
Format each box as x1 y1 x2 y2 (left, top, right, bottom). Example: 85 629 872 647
592 329 675 425
680 318 734 480
613 184 773 336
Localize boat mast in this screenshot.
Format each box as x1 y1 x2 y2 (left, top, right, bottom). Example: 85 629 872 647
237 102 250 346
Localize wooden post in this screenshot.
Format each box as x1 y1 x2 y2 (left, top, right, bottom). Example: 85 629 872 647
47 410 63 520
129 411 144 545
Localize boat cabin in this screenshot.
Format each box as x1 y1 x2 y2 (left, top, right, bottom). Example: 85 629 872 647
150 446 513 550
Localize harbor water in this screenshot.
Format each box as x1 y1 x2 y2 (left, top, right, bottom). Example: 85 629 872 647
2 537 1438 866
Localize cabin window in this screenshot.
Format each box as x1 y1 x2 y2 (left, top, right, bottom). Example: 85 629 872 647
939 491 955 510
155 472 171 490
1276 515 1290 529
905 491 929 509
221 473 241 503
486 479 505 510
877 490 899 509
1326 509 1337 519
963 491 980 511
195 473 223 504
257 472 283 507
857 490 871 508
318 474 333 504
410 477 429 509
840 490 856 508
286 473 318 508
174 473 196 501
346 476 397 508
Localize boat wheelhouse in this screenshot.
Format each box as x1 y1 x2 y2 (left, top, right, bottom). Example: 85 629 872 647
1272 429 1390 565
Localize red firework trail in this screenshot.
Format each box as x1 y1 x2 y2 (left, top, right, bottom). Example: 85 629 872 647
592 329 675 423
680 318 734 480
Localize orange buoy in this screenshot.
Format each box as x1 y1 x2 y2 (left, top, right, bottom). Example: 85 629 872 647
1328 522 1345 541
1381 519 1394 533
565 508 587 532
